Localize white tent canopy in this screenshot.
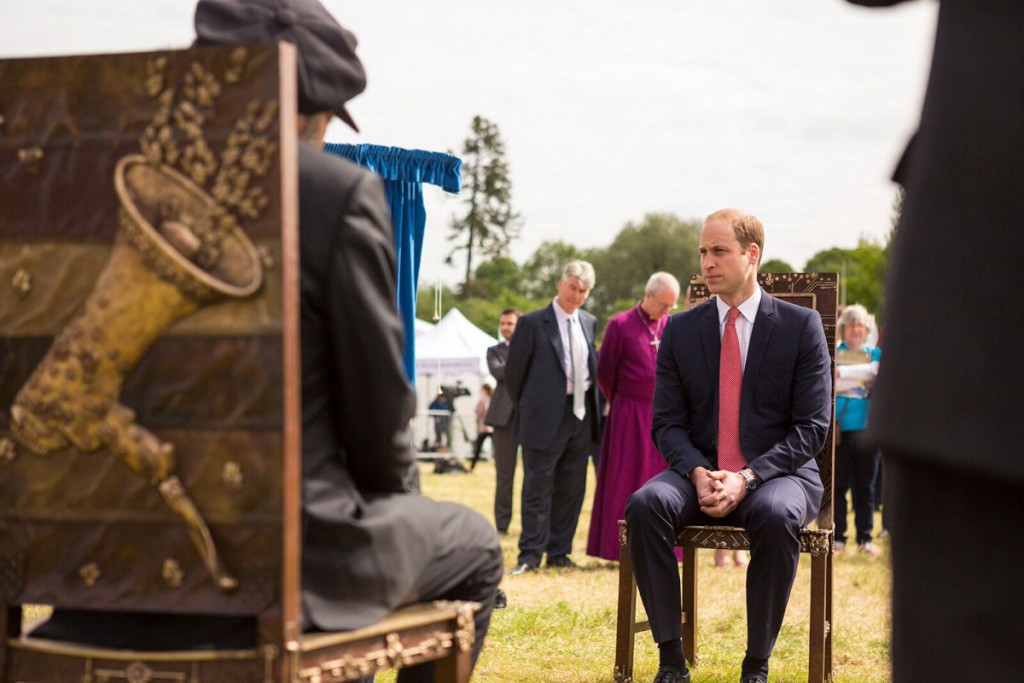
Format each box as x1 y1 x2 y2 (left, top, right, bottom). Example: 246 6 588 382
415 308 498 376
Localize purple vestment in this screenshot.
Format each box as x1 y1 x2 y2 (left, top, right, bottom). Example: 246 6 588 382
587 304 679 561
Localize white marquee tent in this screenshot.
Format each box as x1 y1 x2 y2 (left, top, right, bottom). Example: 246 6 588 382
415 308 498 376
412 308 499 454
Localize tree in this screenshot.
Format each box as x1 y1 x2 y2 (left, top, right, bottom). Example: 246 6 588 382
804 239 888 318
760 258 795 273
586 213 702 322
463 256 523 299
447 115 520 292
519 240 584 300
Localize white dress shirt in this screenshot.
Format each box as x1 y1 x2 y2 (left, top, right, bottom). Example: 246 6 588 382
552 298 592 395
715 287 762 371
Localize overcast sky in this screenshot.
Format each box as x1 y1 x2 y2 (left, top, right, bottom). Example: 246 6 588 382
1 0 938 287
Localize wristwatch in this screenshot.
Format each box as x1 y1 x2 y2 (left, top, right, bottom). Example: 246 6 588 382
739 469 759 492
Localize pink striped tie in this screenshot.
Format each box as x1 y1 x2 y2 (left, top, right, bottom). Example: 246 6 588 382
718 307 747 471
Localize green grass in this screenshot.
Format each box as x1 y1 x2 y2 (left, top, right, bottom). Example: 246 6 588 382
376 460 891 682
22 460 889 681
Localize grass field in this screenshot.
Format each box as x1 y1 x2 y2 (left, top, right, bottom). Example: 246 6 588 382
378 459 891 683
21 458 890 682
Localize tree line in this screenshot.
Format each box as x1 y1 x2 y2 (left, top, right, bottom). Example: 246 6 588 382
434 115 897 342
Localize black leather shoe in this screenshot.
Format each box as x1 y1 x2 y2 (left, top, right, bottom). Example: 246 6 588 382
740 675 767 683
653 665 691 682
508 562 537 576
494 588 507 609
546 555 577 569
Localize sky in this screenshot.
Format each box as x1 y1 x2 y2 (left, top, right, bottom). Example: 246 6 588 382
0 0 939 288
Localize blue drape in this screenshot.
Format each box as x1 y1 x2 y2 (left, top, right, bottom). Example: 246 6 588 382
324 143 461 382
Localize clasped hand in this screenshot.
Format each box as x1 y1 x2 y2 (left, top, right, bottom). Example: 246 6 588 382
692 468 747 518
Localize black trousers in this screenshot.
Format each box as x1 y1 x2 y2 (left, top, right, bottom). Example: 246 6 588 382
834 430 881 545
888 454 1024 682
490 424 518 533
393 500 504 682
626 469 820 659
517 399 591 566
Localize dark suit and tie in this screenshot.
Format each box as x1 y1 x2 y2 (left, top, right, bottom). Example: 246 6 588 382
505 263 601 572
485 311 521 533
626 211 832 683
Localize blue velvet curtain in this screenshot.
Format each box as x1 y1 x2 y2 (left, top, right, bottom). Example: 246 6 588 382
324 143 461 382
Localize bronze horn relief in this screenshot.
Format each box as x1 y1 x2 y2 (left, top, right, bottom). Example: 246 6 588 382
4 49 279 594
10 155 265 592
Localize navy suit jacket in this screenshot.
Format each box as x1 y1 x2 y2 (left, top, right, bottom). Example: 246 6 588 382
652 290 832 491
505 303 600 451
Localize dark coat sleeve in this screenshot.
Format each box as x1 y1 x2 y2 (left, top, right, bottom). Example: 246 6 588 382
302 147 419 494
651 312 714 475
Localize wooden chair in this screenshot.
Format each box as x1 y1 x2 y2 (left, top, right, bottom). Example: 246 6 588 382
614 273 838 683
0 44 475 683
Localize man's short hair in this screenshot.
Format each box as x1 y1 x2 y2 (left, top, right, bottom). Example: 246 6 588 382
705 208 765 256
500 308 522 319
645 271 681 297
561 260 596 291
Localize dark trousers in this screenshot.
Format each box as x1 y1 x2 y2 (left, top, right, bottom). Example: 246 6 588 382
834 430 880 545
36 504 502 683
491 425 518 533
394 501 504 682
626 469 821 658
888 454 1024 682
517 399 591 566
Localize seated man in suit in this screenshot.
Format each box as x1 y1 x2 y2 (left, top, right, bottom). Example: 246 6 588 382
626 209 832 683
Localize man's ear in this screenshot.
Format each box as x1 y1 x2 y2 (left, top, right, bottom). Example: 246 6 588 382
748 242 761 266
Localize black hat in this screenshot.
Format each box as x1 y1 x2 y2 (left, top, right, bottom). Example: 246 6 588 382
194 0 366 131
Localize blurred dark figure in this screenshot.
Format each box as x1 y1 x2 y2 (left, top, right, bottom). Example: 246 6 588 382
428 391 453 451
847 1 1024 680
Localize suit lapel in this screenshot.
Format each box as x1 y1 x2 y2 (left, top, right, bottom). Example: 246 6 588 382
741 290 775 431
543 305 567 378
701 301 721 380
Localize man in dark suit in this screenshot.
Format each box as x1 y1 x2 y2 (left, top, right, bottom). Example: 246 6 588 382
200 1 508 678
847 1 1024 679
484 308 522 534
505 261 600 574
626 209 832 683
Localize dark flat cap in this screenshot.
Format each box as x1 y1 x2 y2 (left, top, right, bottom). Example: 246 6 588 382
195 0 366 130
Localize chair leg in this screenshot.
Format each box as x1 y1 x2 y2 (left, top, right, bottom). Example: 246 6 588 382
0 605 11 681
825 550 834 681
681 545 698 667
615 528 638 682
808 552 829 682
433 645 472 683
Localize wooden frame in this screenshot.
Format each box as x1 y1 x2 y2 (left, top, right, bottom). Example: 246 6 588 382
614 272 838 683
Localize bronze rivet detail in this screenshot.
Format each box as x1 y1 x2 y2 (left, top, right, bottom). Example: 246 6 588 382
11 269 32 297
79 562 101 587
223 461 244 490
17 147 43 172
162 558 184 587
0 438 15 463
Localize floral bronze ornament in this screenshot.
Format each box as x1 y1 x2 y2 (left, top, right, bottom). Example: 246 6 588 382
8 53 276 593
